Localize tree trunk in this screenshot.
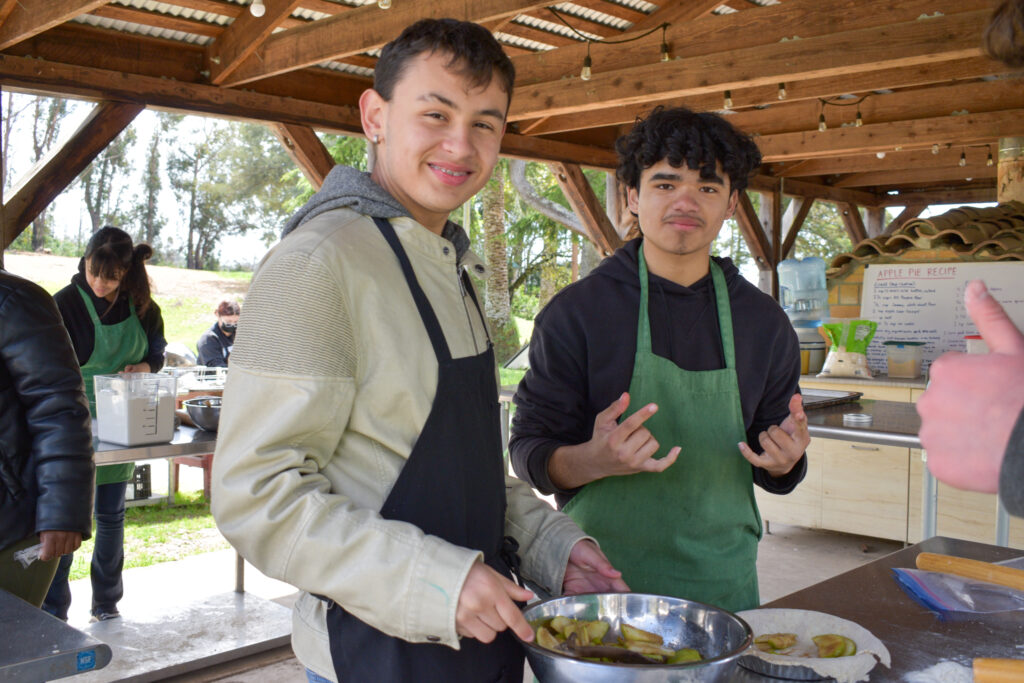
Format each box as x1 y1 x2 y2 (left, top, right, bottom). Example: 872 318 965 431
481 163 518 364
538 237 560 308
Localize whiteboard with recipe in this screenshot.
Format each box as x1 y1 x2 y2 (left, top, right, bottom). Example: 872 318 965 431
859 262 1024 375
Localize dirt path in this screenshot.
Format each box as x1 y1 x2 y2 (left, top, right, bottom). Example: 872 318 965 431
4 251 249 303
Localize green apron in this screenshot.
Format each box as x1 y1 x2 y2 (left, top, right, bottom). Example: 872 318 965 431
563 249 762 612
77 285 149 485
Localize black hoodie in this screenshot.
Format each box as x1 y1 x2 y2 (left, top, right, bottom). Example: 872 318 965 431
509 238 805 507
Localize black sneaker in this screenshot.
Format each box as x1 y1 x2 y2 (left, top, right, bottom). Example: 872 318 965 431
90 609 120 622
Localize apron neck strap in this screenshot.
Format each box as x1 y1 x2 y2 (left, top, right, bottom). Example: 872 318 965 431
371 216 452 363
636 246 736 369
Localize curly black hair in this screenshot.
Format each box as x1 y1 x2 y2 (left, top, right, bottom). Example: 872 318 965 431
615 106 762 194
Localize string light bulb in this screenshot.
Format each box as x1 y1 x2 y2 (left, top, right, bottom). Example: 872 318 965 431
249 0 265 17
855 107 863 127
932 144 940 155
959 150 967 167
777 83 786 100
660 26 670 62
580 42 592 81
818 113 826 132
987 147 994 166
377 0 391 8
723 90 733 109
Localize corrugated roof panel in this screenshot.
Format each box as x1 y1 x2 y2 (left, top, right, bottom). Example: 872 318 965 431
111 0 232 25
494 31 554 52
712 5 737 15
514 13 598 42
614 0 657 11
552 3 632 30
317 59 374 78
72 13 212 45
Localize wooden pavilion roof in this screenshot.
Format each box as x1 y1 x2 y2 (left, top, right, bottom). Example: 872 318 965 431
1 0 1022 265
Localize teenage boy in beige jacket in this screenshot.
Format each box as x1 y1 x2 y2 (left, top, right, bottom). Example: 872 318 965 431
212 18 626 683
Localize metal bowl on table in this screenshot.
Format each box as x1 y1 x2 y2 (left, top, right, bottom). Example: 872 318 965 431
182 396 221 432
520 592 752 683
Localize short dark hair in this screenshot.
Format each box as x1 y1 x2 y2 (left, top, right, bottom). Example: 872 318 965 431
374 18 515 110
215 300 241 316
615 106 762 194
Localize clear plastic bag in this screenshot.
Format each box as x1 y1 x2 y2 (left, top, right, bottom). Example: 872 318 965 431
892 557 1024 619
12 543 43 569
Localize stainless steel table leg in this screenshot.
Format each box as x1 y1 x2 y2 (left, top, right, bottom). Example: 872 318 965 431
996 498 1010 547
921 449 937 540
235 552 245 593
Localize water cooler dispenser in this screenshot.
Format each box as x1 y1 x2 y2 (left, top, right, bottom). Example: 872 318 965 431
778 257 829 375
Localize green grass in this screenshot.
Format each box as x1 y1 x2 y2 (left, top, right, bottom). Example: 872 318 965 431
153 295 214 352
499 368 526 389
68 491 229 581
212 270 254 282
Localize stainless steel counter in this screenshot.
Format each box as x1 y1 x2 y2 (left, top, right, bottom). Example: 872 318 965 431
0 588 112 681
804 398 921 449
736 536 1024 681
91 421 216 466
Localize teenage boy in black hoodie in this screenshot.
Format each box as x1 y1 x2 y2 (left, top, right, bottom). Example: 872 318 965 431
510 106 810 613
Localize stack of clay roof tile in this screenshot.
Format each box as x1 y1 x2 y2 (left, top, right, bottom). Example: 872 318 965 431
828 200 1024 277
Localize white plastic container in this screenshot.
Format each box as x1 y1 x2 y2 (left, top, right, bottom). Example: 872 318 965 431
95 373 177 446
883 341 924 379
964 335 988 354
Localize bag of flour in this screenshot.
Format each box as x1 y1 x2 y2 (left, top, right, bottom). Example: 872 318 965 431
817 320 878 379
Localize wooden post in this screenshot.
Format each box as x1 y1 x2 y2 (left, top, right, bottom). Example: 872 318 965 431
997 137 1024 204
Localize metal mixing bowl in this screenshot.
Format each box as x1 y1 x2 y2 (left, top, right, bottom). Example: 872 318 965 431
520 593 752 683
183 396 221 431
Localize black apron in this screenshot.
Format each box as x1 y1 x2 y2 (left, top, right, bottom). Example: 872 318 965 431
322 217 524 682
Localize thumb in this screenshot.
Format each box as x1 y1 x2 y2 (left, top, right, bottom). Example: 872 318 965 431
965 280 1024 354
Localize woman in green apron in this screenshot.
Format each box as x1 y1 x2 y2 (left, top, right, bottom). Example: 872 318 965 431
42 226 166 622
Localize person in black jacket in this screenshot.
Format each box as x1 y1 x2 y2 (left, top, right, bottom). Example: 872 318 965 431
196 300 240 368
0 269 93 607
42 226 166 622
509 106 809 612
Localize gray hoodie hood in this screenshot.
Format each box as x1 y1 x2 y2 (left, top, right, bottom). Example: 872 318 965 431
281 164 470 260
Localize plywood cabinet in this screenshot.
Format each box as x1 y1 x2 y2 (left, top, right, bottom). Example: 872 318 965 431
821 440 910 542
757 376 1023 549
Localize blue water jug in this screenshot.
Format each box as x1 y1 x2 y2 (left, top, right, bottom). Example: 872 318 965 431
778 257 829 322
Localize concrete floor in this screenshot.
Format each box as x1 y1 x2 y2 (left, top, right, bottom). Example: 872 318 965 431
70 462 906 682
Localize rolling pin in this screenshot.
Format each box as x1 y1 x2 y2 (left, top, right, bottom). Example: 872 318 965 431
915 552 1024 592
973 658 1024 682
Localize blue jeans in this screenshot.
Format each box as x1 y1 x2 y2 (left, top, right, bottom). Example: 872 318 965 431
306 669 334 683
42 481 128 620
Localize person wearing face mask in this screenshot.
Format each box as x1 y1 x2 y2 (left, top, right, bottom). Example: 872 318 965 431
196 300 240 368
41 226 166 623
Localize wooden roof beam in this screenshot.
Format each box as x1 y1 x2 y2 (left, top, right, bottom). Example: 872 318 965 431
837 203 869 244
509 10 988 121
780 197 813 260
832 163 996 189
271 122 335 189
207 0 305 84
749 175 880 207
516 56 1012 136
2 100 143 249
756 109 1024 162
512 0 992 87
629 0 725 32
220 0 550 87
876 187 996 206
883 203 927 236
548 162 622 256
0 0 107 51
734 192 774 270
772 147 989 177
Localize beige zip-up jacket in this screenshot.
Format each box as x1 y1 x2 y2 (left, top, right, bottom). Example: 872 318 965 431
212 209 588 680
